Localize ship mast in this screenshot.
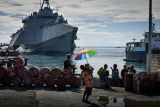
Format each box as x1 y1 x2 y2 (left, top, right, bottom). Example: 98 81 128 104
40 0 41 9
41 0 50 9
147 0 152 73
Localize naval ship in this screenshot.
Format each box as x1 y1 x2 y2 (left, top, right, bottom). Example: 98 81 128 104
9 0 78 55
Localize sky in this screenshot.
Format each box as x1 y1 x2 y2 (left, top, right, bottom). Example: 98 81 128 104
0 0 160 47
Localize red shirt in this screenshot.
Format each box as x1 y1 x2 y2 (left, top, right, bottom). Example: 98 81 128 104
130 69 136 73
121 69 128 79
82 71 93 88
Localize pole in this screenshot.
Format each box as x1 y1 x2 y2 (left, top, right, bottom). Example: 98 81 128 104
85 53 89 64
40 0 41 9
83 48 89 64
148 0 152 73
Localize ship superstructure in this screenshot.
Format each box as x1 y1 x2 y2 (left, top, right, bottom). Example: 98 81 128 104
9 0 78 55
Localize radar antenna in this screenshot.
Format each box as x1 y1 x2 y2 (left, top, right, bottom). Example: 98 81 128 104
132 38 136 42
41 0 50 9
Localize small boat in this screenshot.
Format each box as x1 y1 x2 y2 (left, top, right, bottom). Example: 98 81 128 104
0 46 19 57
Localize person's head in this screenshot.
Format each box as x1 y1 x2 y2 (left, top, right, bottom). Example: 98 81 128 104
104 64 108 69
80 65 85 70
113 64 117 69
85 64 90 70
127 67 131 70
66 54 71 60
123 65 127 69
131 65 134 69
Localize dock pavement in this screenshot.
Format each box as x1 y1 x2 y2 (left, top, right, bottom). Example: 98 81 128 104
0 85 160 107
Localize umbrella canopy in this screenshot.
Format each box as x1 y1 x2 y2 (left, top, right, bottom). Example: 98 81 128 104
74 49 97 63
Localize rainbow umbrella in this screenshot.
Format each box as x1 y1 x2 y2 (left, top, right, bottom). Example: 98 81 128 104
74 49 97 63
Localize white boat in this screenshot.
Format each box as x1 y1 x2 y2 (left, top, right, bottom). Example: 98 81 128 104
125 24 160 62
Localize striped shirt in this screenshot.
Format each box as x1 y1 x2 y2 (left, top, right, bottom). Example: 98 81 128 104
82 71 93 88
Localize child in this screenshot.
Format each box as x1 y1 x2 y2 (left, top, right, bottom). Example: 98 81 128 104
82 66 93 103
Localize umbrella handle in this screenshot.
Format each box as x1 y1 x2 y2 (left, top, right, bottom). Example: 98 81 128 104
85 54 89 64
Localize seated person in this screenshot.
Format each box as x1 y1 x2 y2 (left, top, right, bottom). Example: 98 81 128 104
97 64 110 88
97 64 109 80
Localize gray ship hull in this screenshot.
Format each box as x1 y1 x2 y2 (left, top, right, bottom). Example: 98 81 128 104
10 23 78 55
125 51 146 62
27 31 77 55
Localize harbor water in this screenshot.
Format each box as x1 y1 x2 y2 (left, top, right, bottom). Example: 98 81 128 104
25 47 146 78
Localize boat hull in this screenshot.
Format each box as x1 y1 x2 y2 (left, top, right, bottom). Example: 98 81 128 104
125 51 146 62
27 32 76 55
10 23 78 56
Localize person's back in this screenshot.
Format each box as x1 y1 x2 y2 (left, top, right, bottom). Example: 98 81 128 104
97 67 105 80
121 65 128 80
64 54 72 69
112 64 119 79
121 65 128 86
83 70 93 87
64 59 71 69
111 64 119 86
112 69 119 79
85 64 93 76
82 69 93 102
130 65 136 73
98 64 109 80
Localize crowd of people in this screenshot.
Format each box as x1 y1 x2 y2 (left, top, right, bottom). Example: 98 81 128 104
97 64 137 88
63 54 137 103
78 63 136 103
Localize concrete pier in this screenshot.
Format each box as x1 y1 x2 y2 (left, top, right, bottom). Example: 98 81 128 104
0 86 160 107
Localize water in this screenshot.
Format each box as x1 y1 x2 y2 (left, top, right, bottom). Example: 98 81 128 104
97 96 160 107
26 55 65 68
24 47 146 78
97 96 125 107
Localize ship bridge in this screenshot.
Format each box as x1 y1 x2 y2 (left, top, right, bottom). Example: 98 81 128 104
41 0 50 9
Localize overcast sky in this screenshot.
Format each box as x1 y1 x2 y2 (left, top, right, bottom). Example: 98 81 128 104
0 0 160 47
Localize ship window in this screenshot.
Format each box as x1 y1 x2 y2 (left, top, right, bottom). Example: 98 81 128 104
152 35 156 37
145 35 147 38
134 43 140 47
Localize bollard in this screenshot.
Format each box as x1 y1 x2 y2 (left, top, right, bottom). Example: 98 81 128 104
125 73 133 92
